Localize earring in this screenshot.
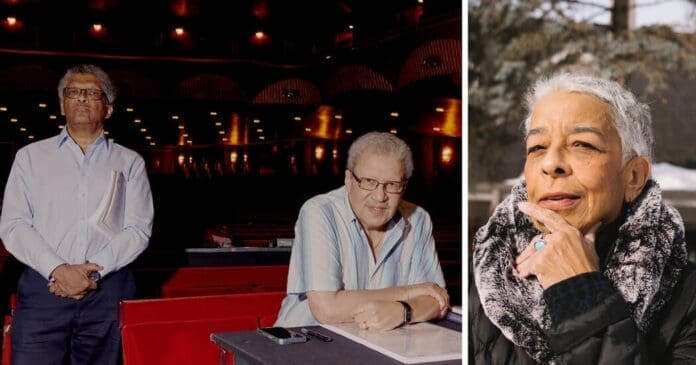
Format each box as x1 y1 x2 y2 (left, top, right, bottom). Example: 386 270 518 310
625 197 634 219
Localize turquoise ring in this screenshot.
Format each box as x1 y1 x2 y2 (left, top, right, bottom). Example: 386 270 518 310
534 240 545 251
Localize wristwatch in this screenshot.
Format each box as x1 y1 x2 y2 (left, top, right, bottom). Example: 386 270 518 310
397 300 412 327
88 271 101 282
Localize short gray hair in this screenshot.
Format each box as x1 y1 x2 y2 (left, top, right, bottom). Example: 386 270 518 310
523 73 653 163
57 64 116 105
347 131 414 179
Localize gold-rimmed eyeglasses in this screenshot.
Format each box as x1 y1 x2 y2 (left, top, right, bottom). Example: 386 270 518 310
63 87 106 101
349 170 406 194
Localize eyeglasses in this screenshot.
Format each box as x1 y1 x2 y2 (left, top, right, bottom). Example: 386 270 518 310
63 87 106 101
349 170 406 194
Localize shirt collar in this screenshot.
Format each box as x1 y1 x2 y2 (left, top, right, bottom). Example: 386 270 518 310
56 127 110 150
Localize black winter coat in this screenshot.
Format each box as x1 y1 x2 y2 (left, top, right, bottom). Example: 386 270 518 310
469 263 696 364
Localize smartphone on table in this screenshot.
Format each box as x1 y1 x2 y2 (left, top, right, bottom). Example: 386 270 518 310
256 327 308 345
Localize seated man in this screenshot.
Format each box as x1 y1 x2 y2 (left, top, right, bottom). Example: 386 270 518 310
275 131 449 331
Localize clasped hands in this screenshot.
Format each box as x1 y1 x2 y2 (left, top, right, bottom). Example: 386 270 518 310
48 262 103 300
514 202 601 289
352 282 449 331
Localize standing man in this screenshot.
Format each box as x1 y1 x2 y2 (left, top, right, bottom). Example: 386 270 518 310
0 64 154 365
275 131 448 331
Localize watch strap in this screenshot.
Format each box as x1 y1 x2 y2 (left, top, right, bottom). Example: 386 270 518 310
397 300 412 327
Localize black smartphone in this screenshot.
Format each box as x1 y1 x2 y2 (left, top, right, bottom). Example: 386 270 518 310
256 327 308 345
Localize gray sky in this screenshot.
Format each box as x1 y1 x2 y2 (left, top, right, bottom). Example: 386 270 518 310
571 0 696 32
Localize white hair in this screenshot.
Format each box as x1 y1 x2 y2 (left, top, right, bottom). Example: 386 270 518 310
57 64 116 105
347 131 414 179
523 73 653 163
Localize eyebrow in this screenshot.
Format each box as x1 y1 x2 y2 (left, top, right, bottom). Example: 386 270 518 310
526 125 607 142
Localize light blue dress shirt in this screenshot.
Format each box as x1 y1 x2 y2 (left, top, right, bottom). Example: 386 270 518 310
0 129 154 280
274 187 445 327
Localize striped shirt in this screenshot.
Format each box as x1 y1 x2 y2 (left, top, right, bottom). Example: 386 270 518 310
274 186 445 327
0 129 153 280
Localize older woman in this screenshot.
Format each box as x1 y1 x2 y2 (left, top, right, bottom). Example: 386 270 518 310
470 73 696 364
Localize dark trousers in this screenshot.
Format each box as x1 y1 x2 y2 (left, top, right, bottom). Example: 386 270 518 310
11 267 135 365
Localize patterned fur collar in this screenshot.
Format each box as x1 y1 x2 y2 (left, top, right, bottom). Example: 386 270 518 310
473 179 687 363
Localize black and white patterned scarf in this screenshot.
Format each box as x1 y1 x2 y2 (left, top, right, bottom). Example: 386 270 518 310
473 179 687 363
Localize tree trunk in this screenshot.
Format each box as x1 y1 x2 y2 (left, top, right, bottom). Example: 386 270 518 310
611 0 631 33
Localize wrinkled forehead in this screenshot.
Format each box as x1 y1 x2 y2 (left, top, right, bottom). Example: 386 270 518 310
354 150 404 173
66 73 104 90
526 90 617 136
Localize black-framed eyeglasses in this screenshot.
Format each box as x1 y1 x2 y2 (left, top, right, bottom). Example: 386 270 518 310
63 87 106 101
349 170 406 194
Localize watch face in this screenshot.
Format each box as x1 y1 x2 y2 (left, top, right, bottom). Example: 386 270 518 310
88 271 101 281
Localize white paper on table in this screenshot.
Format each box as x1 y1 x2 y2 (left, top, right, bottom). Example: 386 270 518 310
88 170 125 239
322 322 462 364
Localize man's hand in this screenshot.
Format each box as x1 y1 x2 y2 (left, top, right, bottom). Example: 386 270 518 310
352 301 404 331
48 263 102 300
404 283 449 318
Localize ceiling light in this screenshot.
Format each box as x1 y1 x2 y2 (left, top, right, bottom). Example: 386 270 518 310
178 125 185 129
38 103 47 108
134 119 141 124
214 122 222 126
150 142 156 146
19 127 26 132
293 116 302 121
390 112 399 118
140 128 147 132
58 125 64 129
27 135 34 139
255 31 265 39
345 129 352 134
390 129 397 134
433 127 441 132
0 107 6 112
259 136 265 140
222 138 228 142
218 130 225 135
348 24 354 30
186 140 192 144
183 133 189 137
10 118 17 123
104 131 110 135
175 27 185 36
441 146 453 164
92 23 103 32
334 114 343 120
171 115 179 120
253 119 260 124
209 111 217 116
435 107 445 113
325 55 332 60
305 128 312 132
126 107 133 112
49 115 57 120
256 128 263 133
145 136 152 140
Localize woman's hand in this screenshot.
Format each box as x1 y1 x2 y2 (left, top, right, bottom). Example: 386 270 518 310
515 202 601 289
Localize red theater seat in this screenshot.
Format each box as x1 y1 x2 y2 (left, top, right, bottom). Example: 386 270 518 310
120 291 286 365
161 265 288 298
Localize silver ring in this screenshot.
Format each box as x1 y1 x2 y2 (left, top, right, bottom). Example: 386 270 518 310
534 239 545 251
